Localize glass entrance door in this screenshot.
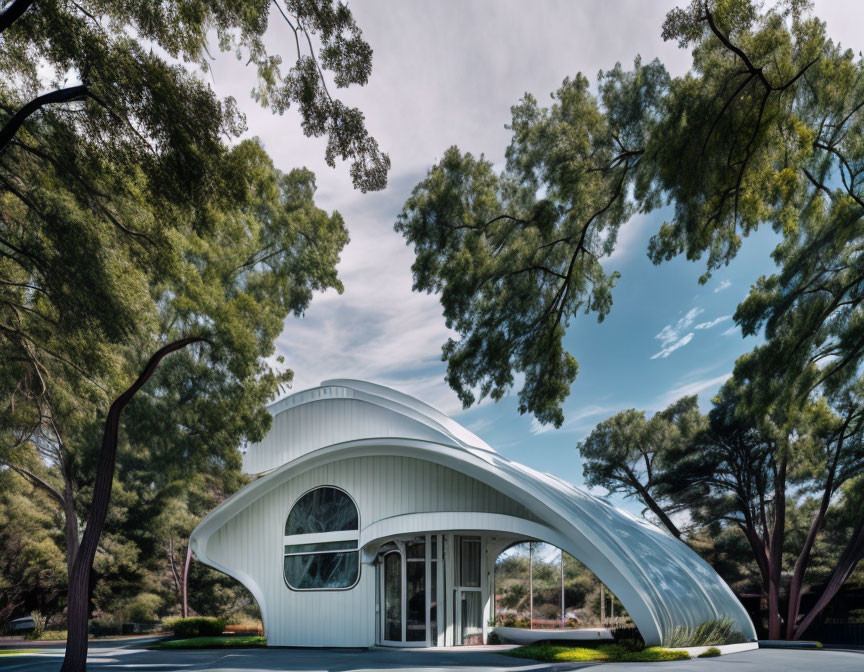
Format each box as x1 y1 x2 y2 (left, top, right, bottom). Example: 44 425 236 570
378 535 439 646
383 551 402 643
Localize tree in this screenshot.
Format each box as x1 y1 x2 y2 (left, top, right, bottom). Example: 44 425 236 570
2 2 386 669
579 397 704 539
592 371 864 639
2 140 348 669
0 468 67 627
396 0 862 427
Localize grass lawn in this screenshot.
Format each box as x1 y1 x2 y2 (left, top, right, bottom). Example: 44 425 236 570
506 643 691 663
149 635 266 650
0 650 32 656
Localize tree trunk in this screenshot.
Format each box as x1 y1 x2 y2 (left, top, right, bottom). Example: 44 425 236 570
786 419 851 639
62 489 80 576
636 483 682 538
182 544 191 618
793 516 864 639
60 337 205 672
767 455 788 640
167 538 182 603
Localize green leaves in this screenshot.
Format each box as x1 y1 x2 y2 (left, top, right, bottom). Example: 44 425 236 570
398 0 863 427
396 66 664 426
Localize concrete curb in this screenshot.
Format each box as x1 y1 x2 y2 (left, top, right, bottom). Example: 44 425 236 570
669 641 759 657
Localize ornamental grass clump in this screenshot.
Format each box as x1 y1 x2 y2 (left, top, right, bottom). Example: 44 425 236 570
663 617 745 647
698 647 722 657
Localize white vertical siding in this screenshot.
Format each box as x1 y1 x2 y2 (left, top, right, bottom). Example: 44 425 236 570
205 455 537 647
243 398 456 475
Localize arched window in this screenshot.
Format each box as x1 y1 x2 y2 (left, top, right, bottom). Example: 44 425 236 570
283 486 360 590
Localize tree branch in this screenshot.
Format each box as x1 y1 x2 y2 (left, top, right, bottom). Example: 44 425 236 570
0 86 91 152
0 0 36 34
2 461 65 507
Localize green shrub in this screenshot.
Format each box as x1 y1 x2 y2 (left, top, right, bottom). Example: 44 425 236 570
149 635 266 649
164 617 226 638
89 618 122 637
486 631 501 644
24 612 46 640
664 617 745 647
498 614 531 628
698 647 722 657
124 593 161 622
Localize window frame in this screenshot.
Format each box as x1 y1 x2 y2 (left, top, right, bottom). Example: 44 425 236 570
283 485 361 592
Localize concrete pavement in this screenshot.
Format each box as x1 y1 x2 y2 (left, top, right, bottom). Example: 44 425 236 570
0 642 861 671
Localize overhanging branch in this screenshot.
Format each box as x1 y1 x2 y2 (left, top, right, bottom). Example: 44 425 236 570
0 85 90 152
0 0 36 34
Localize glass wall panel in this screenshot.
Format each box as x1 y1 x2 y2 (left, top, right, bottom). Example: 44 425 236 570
460 591 483 645
406 538 425 559
406 560 426 641
430 561 438 644
459 538 481 587
384 553 402 641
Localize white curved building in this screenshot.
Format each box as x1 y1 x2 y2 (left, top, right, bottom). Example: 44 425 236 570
190 379 756 648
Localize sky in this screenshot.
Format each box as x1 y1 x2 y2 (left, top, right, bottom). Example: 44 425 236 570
205 1 864 515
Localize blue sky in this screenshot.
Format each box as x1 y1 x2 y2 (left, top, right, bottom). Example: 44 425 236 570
205 1 862 515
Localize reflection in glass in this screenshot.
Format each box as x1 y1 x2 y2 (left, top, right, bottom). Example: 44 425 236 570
458 591 483 645
284 540 356 554
460 538 481 587
384 552 402 641
284 551 358 589
430 561 438 644
286 487 358 535
406 559 426 641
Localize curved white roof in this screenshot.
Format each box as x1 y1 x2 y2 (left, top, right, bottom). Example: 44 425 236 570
194 380 756 646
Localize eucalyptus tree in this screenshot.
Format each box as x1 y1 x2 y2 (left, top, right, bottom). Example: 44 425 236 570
396 0 862 426
584 369 863 639
1 2 385 669
579 396 704 539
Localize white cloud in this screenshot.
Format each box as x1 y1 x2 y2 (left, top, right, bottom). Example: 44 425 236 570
656 308 703 347
650 307 702 359
656 372 732 407
530 417 556 435
694 315 731 330
714 279 732 293
651 332 694 359
529 403 619 435
722 325 739 337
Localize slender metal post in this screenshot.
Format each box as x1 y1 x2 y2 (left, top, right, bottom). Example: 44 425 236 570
600 583 606 625
528 543 533 629
560 548 565 628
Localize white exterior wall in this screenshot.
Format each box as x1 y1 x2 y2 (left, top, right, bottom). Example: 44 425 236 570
204 455 537 647
193 380 757 648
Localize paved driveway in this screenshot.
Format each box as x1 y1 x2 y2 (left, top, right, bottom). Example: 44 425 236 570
0 642 861 672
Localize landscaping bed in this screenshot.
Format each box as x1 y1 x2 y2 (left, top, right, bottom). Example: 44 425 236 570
506 642 690 663
148 635 266 650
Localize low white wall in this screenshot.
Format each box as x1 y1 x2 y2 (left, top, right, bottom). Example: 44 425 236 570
493 627 613 645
